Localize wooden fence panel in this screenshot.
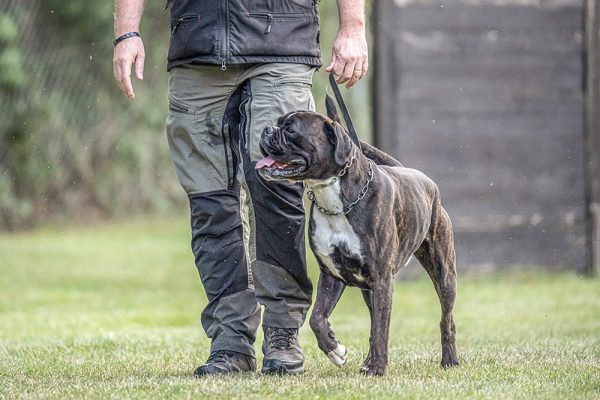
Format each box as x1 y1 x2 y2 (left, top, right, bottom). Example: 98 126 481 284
373 0 587 270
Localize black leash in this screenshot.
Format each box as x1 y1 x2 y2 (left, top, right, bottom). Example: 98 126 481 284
328 72 362 150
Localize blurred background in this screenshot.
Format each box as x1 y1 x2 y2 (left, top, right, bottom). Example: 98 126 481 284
0 2 598 397
0 0 371 229
0 0 598 275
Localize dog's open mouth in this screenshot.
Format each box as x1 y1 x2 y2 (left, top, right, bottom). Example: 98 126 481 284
255 156 306 177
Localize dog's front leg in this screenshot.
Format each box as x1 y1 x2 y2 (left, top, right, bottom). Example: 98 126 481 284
362 276 394 376
360 289 373 372
309 271 348 367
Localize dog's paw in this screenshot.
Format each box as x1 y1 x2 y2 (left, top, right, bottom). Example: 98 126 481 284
360 365 386 376
326 343 348 367
441 348 459 368
441 358 459 368
360 360 386 376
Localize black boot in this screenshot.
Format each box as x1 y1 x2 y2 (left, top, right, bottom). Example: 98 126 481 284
261 327 305 374
194 350 256 377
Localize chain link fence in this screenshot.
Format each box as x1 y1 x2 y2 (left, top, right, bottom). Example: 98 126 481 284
0 1 371 230
0 1 182 229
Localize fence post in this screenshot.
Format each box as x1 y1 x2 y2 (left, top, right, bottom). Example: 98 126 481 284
372 0 397 154
585 0 600 276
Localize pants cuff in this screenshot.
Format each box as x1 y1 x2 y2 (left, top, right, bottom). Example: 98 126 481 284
262 311 305 329
210 335 256 358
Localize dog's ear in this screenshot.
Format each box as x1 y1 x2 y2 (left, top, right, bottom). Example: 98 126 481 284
325 93 341 124
326 121 351 167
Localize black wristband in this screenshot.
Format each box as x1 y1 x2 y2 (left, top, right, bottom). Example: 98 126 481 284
113 32 140 47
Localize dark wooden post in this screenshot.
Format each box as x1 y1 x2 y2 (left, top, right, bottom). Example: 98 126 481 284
585 0 600 275
372 0 398 154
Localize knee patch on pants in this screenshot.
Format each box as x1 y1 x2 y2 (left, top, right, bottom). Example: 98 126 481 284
190 190 252 299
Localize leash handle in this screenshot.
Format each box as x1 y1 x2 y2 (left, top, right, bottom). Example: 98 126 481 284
328 73 362 149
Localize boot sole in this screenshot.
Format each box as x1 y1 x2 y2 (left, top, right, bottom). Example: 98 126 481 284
261 364 305 375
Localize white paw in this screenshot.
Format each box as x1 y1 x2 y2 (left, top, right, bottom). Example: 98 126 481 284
326 343 348 367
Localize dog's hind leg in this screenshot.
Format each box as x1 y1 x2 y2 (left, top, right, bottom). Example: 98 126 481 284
414 202 459 368
309 271 348 367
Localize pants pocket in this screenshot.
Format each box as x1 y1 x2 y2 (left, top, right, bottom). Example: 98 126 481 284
271 72 315 114
166 107 230 193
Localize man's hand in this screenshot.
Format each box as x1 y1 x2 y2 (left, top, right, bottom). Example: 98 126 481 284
113 37 145 100
113 0 147 100
326 0 368 89
325 27 368 89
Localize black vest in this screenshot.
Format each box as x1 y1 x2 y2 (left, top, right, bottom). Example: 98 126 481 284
167 0 322 70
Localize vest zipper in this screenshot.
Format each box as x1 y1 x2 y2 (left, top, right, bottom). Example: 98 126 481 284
221 122 233 189
265 14 273 34
248 13 274 34
265 14 273 33
238 86 252 176
221 0 229 70
249 13 307 34
171 16 197 34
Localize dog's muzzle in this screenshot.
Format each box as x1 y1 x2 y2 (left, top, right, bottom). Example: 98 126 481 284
256 125 307 178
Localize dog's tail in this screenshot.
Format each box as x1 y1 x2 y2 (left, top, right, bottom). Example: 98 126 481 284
360 140 403 167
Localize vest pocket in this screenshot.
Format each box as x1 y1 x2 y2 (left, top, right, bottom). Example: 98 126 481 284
231 11 319 58
249 0 316 13
168 11 218 63
170 15 197 34
248 12 307 34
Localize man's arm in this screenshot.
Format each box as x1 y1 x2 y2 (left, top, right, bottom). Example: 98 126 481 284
113 0 148 100
325 0 368 89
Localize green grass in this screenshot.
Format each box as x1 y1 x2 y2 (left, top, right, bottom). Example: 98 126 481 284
0 216 599 399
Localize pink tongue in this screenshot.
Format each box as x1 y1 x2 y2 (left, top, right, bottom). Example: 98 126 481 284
255 156 276 169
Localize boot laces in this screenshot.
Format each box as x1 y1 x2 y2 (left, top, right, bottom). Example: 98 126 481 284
269 328 297 350
206 350 236 364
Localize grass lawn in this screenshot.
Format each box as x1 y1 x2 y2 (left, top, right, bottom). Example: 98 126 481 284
0 216 598 399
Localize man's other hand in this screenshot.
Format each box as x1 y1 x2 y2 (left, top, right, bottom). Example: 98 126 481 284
113 36 145 100
325 26 368 89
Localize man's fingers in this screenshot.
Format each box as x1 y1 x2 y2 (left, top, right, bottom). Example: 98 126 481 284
113 58 133 98
135 53 145 80
337 59 356 85
121 61 135 100
325 53 337 72
333 59 346 82
113 62 127 96
116 75 126 96
360 59 369 80
327 50 346 79
113 61 120 83
346 70 360 88
347 58 366 88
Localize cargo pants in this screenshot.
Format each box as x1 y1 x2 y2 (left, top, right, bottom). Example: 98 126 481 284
166 63 315 358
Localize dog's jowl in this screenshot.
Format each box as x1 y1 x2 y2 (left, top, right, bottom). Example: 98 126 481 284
256 95 458 376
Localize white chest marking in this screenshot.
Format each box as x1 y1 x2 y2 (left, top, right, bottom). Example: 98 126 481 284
308 180 363 280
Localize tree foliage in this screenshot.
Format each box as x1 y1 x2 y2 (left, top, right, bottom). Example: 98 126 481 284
0 0 370 230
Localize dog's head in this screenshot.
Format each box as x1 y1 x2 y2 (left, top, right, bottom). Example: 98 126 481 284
256 95 352 182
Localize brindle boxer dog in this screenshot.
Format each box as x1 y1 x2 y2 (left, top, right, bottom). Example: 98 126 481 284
255 96 458 376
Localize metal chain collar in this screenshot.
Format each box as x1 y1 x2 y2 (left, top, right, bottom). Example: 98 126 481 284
306 156 374 216
331 150 356 183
